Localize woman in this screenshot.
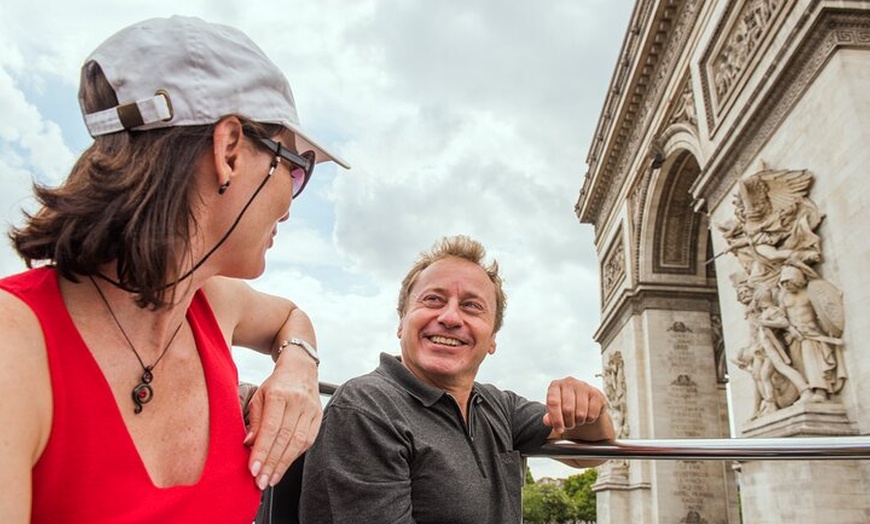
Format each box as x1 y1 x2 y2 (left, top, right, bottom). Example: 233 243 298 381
0 16 348 523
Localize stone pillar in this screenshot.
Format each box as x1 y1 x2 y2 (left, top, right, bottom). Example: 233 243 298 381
646 311 734 523
594 308 739 524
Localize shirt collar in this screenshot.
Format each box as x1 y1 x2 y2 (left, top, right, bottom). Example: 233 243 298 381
376 352 456 408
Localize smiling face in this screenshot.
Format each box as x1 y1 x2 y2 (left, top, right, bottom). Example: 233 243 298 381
397 256 498 391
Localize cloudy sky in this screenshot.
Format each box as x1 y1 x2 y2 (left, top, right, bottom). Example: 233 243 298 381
0 0 633 479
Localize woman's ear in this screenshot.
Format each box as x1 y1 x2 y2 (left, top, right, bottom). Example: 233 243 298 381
212 117 245 192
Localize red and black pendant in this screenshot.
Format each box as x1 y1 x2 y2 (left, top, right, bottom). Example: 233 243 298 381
131 367 155 414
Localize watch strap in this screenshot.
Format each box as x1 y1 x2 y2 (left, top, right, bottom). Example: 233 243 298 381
275 338 319 366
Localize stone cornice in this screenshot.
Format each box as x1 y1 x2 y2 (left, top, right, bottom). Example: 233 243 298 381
577 0 703 233
576 0 653 223
594 284 718 348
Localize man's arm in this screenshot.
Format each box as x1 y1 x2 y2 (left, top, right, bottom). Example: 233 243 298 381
543 377 616 468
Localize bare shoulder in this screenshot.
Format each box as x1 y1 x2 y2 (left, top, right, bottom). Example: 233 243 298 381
201 276 293 320
201 276 257 316
0 288 52 518
0 289 52 447
200 277 300 353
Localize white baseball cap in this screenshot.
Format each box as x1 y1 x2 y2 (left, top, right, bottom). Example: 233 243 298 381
81 15 349 169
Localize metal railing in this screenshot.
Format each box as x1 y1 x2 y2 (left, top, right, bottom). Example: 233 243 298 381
318 381 870 461
318 382 338 396
525 436 870 461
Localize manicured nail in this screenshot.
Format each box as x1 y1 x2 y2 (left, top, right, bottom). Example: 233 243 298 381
257 474 270 490
269 473 281 487
251 460 262 477
243 431 254 446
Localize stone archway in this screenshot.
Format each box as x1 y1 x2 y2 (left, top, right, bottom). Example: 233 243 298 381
592 146 739 523
577 1 870 522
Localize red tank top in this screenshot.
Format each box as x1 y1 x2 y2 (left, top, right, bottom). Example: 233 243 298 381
0 268 262 523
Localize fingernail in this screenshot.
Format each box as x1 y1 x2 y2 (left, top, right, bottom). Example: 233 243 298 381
269 473 281 487
243 431 254 446
257 474 270 490
251 460 262 477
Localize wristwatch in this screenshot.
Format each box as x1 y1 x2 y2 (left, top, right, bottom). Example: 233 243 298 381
275 337 319 366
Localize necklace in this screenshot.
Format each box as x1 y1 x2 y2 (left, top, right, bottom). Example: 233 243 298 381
89 276 185 414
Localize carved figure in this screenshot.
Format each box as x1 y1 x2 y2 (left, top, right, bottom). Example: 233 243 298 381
730 276 805 417
721 169 824 289
670 83 697 127
765 265 846 402
710 313 728 383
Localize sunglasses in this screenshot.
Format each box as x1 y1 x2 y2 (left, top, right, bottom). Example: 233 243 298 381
256 137 316 198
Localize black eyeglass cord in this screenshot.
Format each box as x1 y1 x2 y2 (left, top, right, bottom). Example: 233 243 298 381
96 158 278 295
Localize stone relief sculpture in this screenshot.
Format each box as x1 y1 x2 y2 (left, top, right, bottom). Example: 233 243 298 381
669 80 698 128
713 0 785 103
730 273 805 416
680 509 707 524
761 265 846 402
600 351 629 475
718 167 846 417
602 239 626 302
603 351 629 439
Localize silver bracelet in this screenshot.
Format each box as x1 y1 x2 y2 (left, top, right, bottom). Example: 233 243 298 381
275 337 319 366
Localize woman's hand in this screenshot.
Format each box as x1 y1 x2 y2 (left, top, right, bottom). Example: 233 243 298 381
243 349 322 490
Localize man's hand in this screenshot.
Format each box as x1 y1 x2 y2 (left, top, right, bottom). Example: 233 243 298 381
542 377 610 438
542 377 615 468
243 352 322 490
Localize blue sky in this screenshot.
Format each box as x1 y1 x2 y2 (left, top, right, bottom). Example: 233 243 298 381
0 0 634 479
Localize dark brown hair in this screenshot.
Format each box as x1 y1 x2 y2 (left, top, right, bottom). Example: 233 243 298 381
9 61 279 308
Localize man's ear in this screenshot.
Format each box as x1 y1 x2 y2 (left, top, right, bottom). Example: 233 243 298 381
488 340 497 355
212 117 245 190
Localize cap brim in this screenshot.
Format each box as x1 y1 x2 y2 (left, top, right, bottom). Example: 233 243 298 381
286 123 350 169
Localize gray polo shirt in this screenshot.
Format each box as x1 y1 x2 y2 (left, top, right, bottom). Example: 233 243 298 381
299 353 552 524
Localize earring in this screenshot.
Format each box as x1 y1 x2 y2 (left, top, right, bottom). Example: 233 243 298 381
218 181 231 195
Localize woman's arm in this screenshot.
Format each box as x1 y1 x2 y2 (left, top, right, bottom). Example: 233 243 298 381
0 292 52 522
202 277 322 490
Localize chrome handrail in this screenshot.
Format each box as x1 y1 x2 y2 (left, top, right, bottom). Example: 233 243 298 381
525 437 870 461
317 382 870 461
319 382 338 396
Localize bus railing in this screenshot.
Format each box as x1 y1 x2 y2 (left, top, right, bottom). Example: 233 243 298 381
318 382 870 461
525 436 870 461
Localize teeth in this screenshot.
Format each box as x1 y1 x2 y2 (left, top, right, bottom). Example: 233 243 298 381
430 335 462 346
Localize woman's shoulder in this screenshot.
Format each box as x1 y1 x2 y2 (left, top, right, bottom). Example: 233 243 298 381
0 271 54 467
0 269 52 340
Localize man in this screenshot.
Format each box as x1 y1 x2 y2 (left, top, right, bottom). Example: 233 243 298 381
772 265 846 402
299 235 614 523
